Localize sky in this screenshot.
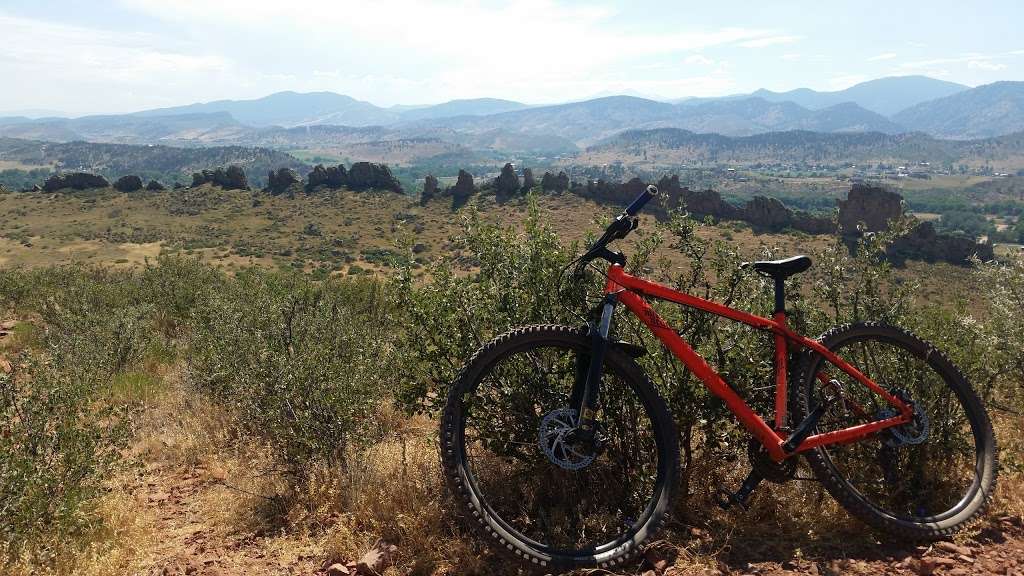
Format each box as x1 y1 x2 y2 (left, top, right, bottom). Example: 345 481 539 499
1 0 1022 117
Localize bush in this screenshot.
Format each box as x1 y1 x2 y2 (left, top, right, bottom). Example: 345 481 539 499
187 269 400 473
395 197 926 491
0 355 128 562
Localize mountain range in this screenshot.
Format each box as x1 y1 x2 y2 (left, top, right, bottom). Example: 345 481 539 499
1 76 1021 158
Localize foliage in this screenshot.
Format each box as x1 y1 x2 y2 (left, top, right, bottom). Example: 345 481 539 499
0 355 129 563
0 168 51 191
187 269 400 472
935 210 995 237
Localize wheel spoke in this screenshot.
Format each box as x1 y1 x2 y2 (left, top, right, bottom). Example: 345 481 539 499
456 337 669 555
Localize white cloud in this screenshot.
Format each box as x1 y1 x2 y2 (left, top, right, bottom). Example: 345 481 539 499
0 14 226 80
114 0 793 105
781 53 802 62
899 50 1021 71
0 13 232 114
737 35 802 49
867 52 898 62
968 60 1008 71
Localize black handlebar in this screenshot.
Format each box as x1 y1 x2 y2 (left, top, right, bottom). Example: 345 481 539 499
576 185 659 267
624 185 658 217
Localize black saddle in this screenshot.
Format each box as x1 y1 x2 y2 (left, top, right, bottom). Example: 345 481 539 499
741 255 812 280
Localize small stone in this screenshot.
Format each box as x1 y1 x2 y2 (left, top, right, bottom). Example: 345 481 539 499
914 558 936 575
644 546 675 573
326 563 350 576
356 539 397 575
936 541 971 556
0 358 11 374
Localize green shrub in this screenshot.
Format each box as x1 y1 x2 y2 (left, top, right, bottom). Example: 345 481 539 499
395 198 927 488
0 353 128 563
187 269 399 473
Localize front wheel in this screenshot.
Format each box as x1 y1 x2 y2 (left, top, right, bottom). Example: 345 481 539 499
441 325 678 571
793 322 998 539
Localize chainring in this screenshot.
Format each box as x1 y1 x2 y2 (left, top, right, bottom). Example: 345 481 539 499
748 439 797 484
538 408 597 471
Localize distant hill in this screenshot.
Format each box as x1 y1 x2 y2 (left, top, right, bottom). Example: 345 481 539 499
396 98 529 121
413 96 903 146
4 78 1024 155
746 76 968 116
132 93 530 128
0 137 309 187
584 128 1024 169
0 112 249 144
133 91 400 128
893 81 1024 139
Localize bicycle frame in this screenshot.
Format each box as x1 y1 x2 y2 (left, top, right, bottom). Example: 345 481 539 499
602 264 913 462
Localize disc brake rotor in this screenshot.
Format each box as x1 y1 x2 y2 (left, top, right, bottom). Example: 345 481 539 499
878 403 930 447
538 408 597 471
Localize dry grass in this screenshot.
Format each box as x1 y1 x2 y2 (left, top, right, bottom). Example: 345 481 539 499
11 347 1024 575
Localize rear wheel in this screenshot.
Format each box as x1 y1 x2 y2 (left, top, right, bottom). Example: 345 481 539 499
441 325 678 571
794 322 997 538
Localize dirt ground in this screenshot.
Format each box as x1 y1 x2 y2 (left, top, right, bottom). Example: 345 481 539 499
121 455 1023 576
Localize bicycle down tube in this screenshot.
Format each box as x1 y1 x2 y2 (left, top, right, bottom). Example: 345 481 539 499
603 264 913 462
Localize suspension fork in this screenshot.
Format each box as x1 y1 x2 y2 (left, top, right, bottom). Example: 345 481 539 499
571 293 618 431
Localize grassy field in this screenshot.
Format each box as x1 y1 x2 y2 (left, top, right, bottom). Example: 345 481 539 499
3 184 1020 575
0 185 832 270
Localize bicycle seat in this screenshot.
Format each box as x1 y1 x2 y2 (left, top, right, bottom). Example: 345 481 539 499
742 255 812 280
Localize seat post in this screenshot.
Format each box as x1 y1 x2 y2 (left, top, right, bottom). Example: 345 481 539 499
773 277 786 315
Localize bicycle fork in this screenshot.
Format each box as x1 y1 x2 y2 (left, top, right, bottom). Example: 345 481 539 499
570 294 618 437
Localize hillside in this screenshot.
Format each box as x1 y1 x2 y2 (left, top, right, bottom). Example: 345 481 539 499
396 98 530 121
0 138 309 187
746 76 969 116
407 96 902 146
584 128 1024 170
1 79 1021 159
0 112 251 144
133 91 401 127
894 81 1024 139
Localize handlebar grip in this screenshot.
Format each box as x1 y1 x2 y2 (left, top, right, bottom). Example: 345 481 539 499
624 185 658 217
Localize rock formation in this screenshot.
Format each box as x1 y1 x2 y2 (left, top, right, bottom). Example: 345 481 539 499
306 164 347 191
522 167 536 192
145 180 166 191
541 171 570 192
268 168 302 195
494 163 521 199
347 162 403 193
449 170 475 207
420 175 439 206
42 172 110 192
679 188 742 220
191 166 249 190
837 183 903 235
113 175 143 192
889 221 995 265
742 196 792 230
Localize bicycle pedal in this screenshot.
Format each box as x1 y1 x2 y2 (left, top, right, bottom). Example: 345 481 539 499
713 485 749 512
714 469 764 512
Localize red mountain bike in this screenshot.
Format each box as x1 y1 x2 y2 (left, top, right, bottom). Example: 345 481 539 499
440 186 997 571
